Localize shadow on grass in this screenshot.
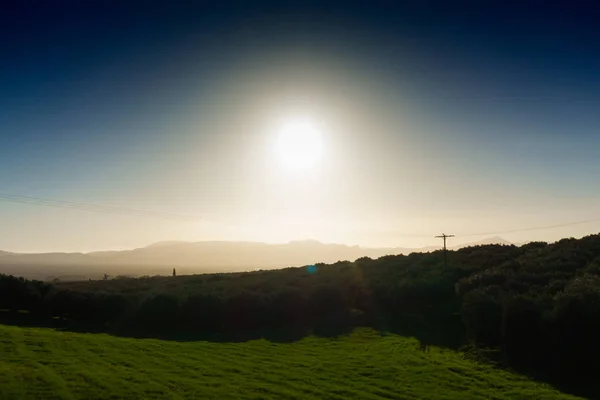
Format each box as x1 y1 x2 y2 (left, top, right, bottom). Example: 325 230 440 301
0 311 68 329
0 311 472 348
109 320 357 344
0 310 353 343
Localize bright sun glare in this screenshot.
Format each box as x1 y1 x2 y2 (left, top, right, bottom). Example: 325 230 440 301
274 117 324 169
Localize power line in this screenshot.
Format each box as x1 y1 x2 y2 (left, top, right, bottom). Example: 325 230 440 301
380 217 600 240
1 193 599 238
378 217 600 245
433 95 600 103
0 193 202 222
455 217 600 238
435 233 454 270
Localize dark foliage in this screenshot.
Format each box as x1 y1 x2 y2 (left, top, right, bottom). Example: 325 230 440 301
4 234 600 393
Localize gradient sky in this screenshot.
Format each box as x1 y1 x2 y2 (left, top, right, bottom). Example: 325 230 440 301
2 1 600 252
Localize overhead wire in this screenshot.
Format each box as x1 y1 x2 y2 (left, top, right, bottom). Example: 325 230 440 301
0 193 599 238
0 193 201 222
454 217 600 238
378 217 600 240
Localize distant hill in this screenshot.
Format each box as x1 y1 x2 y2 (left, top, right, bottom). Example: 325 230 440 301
142 241 190 249
0 238 508 280
451 236 512 248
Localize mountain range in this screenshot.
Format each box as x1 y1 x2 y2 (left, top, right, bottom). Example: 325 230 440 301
0 237 512 281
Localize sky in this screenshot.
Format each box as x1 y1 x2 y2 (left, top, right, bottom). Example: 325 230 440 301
2 1 600 252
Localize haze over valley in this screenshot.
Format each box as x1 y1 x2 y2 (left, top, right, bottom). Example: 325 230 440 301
0 237 511 280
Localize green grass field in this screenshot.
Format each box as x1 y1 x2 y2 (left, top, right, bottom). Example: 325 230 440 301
0 324 578 400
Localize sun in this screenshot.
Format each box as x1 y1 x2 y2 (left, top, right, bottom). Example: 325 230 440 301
274 117 324 169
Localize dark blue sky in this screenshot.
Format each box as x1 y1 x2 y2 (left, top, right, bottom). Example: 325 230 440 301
2 1 600 251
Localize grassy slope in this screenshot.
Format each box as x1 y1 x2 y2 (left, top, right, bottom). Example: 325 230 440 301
0 325 577 400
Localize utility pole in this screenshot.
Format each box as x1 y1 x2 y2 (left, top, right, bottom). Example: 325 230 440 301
435 233 454 270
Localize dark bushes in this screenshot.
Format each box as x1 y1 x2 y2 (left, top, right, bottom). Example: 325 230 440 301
4 233 600 390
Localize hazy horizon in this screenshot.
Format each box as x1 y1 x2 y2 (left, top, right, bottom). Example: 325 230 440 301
0 235 516 280
0 235 513 255
3 3 600 253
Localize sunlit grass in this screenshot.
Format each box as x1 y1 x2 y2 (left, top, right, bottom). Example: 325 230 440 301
0 324 577 399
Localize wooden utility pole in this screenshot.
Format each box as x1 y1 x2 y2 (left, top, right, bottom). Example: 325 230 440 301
435 233 454 270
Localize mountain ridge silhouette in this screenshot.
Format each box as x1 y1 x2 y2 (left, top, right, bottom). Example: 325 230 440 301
0 237 513 280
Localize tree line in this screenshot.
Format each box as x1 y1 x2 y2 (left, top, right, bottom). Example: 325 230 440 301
3 234 600 391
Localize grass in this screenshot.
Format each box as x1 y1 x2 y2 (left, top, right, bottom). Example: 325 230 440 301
0 324 579 400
